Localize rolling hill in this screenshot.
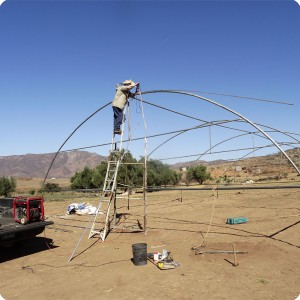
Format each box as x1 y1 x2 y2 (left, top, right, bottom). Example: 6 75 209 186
0 151 106 178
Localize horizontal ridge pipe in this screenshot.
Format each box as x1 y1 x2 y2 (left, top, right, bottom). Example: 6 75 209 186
147 186 300 191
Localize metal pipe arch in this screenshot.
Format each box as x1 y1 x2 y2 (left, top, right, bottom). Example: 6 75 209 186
148 119 241 158
42 101 111 188
42 90 300 188
141 90 300 175
194 129 300 164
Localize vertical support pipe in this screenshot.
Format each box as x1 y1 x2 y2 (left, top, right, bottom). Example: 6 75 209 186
113 190 117 227
209 124 212 154
251 132 256 158
144 137 148 235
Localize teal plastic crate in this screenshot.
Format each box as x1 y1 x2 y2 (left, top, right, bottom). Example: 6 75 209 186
226 217 248 224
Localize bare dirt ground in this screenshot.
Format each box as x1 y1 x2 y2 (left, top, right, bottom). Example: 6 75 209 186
1 185 300 300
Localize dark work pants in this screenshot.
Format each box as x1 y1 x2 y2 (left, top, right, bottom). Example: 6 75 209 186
113 106 123 130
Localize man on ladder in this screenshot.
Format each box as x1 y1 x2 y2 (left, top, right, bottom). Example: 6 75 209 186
112 79 140 134
69 80 143 260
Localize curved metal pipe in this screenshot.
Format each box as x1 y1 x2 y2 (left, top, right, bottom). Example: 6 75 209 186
148 119 239 158
141 90 300 175
63 98 299 154
42 101 111 188
158 142 299 162
255 122 300 143
194 129 299 163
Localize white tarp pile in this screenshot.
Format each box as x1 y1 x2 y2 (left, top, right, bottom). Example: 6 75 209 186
66 202 98 215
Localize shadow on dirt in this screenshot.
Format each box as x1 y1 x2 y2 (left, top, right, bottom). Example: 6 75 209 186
0 237 57 263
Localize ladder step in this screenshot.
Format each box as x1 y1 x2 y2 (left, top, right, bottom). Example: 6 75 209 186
89 230 101 238
104 186 113 191
100 232 106 240
110 150 120 154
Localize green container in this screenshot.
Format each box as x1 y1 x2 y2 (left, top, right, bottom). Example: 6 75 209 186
226 217 248 224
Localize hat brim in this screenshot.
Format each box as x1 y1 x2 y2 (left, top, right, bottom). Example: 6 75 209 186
122 80 134 85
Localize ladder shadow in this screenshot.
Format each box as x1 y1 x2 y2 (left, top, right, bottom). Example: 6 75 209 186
69 238 100 261
110 212 144 233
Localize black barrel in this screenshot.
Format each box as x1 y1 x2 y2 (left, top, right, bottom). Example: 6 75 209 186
132 243 147 266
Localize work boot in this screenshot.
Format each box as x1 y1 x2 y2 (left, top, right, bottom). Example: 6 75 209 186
114 129 122 135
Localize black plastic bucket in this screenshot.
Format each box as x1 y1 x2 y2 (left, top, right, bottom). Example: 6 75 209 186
132 243 147 266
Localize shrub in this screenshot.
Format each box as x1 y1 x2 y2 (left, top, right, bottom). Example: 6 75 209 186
187 165 212 184
0 176 16 197
44 182 61 192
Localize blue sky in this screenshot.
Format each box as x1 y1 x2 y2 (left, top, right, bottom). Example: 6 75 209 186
0 0 299 164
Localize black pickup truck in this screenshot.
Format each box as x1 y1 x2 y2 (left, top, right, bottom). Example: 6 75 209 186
0 196 53 247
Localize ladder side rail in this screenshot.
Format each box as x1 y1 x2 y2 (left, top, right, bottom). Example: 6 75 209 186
89 102 129 240
99 104 129 240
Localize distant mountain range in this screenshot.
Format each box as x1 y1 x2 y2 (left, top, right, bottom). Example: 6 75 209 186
170 159 227 169
0 148 299 179
0 150 225 179
0 151 106 178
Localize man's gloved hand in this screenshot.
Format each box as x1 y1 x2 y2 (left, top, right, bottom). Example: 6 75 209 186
129 91 135 98
135 83 140 93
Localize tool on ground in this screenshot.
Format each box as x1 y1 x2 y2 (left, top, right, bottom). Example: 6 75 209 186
147 249 179 270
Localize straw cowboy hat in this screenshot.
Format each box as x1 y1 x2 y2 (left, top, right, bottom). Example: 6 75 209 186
122 79 135 85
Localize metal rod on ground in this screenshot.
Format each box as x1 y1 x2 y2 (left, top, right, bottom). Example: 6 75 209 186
233 243 239 266
113 189 117 227
127 187 130 210
195 250 248 255
68 215 94 262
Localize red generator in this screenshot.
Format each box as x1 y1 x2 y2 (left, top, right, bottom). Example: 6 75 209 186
13 196 45 225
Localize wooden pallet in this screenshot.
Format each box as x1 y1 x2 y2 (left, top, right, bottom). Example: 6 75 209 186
147 257 177 270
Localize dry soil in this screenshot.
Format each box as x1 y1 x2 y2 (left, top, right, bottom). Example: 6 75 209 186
1 186 299 300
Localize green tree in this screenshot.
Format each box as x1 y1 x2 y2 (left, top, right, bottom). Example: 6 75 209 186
146 160 180 187
121 152 147 188
92 162 108 188
70 166 96 189
92 152 144 189
69 154 180 190
187 165 211 184
0 176 16 197
170 170 181 186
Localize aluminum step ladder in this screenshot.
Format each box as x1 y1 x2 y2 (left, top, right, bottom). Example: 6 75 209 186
88 105 127 241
